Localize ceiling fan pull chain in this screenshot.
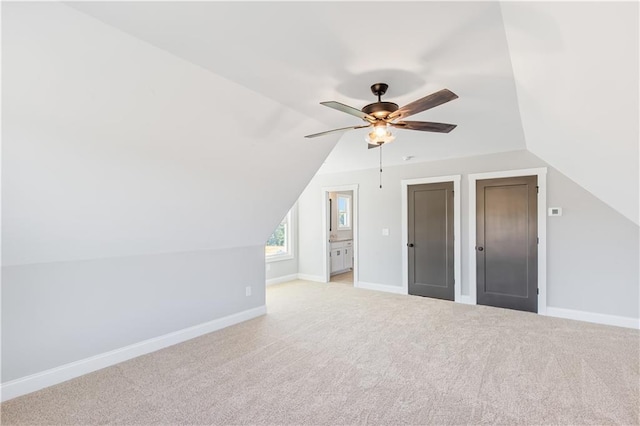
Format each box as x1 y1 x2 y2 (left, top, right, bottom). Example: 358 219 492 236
379 143 383 189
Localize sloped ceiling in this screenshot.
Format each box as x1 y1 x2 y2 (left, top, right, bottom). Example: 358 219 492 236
67 1 639 225
66 1 527 174
501 1 639 225
3 1 637 266
2 2 338 265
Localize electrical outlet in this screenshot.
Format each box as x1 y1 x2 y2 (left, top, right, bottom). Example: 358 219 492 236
382 228 390 236
245 286 252 297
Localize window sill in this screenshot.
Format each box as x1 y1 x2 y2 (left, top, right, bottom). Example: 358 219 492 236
265 254 295 263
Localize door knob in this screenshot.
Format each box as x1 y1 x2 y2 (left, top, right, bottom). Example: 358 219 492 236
477 246 484 252
407 243 414 247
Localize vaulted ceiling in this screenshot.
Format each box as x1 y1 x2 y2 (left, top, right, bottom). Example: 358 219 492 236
67 1 640 224
3 1 637 266
67 1 528 173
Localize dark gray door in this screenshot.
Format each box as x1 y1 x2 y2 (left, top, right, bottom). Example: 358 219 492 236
408 182 454 300
476 176 538 313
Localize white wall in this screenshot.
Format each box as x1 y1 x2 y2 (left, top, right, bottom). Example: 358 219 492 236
1 3 336 385
298 150 639 320
1 246 265 382
266 259 298 283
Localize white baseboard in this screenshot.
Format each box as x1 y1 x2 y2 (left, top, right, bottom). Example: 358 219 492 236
297 273 325 283
266 274 298 286
0 305 267 402
546 306 639 330
455 295 475 305
356 281 405 295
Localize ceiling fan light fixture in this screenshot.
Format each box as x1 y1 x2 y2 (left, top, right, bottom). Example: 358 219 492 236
366 129 395 145
374 123 388 137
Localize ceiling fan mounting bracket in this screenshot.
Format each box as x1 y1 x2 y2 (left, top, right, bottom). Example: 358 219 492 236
370 83 389 99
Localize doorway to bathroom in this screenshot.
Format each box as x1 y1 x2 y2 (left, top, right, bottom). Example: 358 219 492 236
322 184 358 285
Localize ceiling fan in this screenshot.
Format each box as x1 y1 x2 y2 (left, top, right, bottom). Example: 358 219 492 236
305 83 459 148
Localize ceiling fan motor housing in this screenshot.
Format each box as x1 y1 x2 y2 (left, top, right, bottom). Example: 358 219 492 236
362 101 399 119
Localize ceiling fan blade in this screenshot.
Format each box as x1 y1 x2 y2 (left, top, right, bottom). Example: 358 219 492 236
321 101 376 122
391 121 457 133
305 124 371 139
387 89 458 120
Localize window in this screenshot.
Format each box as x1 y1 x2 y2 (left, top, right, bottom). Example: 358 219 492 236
337 194 351 230
265 210 294 262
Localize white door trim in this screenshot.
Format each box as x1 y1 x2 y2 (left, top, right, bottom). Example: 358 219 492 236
401 175 462 301
321 184 359 284
468 167 547 314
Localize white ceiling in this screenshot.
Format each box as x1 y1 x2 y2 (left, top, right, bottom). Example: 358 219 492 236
2 2 339 265
3 1 637 266
501 1 639 225
67 1 527 174
67 1 639 224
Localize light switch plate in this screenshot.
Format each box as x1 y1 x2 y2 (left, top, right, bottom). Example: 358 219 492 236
382 228 390 236
548 207 563 216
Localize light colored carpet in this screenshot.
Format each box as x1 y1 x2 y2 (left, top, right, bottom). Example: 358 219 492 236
1 280 639 425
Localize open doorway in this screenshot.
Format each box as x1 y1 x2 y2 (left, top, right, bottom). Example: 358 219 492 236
322 185 358 285
328 190 354 285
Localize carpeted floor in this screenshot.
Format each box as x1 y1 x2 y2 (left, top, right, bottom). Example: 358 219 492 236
2 280 639 425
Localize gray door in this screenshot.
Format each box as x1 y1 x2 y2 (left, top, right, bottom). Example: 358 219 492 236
476 176 538 312
408 182 454 300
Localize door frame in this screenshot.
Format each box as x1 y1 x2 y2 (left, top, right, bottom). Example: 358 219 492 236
468 168 547 314
321 184 359 284
401 175 462 301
